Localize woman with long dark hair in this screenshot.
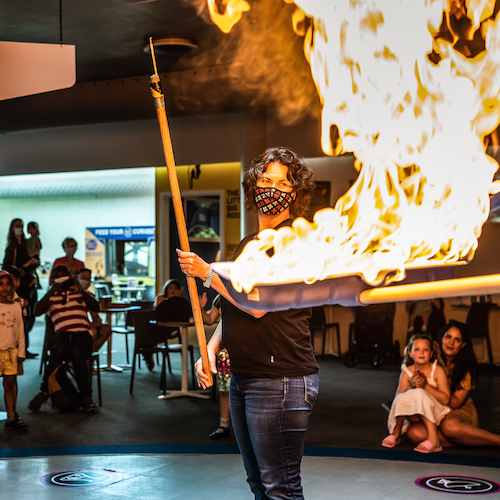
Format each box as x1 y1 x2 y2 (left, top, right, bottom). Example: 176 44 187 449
406 320 500 447
3 219 39 358
178 147 318 499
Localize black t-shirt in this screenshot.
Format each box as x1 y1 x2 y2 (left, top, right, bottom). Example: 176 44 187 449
3 241 37 297
221 219 318 378
155 296 192 323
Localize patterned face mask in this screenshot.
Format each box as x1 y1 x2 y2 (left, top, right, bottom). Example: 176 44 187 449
254 186 296 215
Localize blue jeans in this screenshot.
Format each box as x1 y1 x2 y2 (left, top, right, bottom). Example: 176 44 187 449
230 373 319 500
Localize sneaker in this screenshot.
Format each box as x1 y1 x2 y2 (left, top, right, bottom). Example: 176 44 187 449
28 391 49 411
25 351 39 359
5 418 28 431
83 396 97 412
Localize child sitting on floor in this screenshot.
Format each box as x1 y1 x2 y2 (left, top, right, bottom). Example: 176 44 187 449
382 333 450 453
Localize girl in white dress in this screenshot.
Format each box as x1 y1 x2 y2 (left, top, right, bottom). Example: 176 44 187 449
382 333 451 453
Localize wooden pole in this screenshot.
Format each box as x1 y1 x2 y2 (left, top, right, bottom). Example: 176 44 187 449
148 40 213 386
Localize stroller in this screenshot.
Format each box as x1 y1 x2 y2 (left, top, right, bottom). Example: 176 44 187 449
342 302 399 368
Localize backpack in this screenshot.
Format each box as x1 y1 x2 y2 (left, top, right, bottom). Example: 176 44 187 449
48 364 83 412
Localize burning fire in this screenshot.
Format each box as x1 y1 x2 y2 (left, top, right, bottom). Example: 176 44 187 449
208 0 500 293
206 0 250 33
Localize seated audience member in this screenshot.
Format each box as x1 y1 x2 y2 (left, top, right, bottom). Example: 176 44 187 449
155 278 186 307
155 279 192 323
143 279 192 371
382 333 450 453
406 320 500 448
50 237 85 283
77 268 112 352
28 265 100 412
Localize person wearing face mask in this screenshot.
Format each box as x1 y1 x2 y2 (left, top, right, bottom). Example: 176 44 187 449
77 268 111 352
49 237 85 285
178 147 318 500
29 265 100 413
3 219 39 358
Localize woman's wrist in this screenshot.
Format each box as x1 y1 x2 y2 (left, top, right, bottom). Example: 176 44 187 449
203 264 214 288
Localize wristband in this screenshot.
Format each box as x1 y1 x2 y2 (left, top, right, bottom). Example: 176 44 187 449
203 267 215 288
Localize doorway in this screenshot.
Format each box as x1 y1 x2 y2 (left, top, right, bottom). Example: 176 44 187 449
159 190 224 302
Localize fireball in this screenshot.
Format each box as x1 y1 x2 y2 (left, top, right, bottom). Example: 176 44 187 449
208 0 500 293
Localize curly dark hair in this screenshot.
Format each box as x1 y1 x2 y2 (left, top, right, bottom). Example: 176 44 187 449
242 147 315 218
437 320 477 393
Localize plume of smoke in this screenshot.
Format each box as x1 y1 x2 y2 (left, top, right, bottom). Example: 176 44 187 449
184 0 319 124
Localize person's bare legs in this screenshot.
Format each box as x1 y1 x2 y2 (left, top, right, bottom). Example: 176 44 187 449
3 375 16 421
220 390 230 422
382 416 405 447
421 312 431 331
415 415 440 450
92 324 112 352
440 416 500 446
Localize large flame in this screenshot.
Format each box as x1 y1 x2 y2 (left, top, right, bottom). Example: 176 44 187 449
206 0 251 33
208 0 500 292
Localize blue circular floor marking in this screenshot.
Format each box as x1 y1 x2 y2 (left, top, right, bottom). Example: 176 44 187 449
416 475 500 494
41 468 124 487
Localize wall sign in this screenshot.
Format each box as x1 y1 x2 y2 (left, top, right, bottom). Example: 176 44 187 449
416 475 500 494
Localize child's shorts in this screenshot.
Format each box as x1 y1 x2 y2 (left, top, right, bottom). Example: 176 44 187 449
0 348 19 376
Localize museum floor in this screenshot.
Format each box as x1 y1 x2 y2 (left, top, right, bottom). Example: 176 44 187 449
1 317 499 499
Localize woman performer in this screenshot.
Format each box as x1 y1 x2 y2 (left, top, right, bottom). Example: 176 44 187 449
178 147 319 500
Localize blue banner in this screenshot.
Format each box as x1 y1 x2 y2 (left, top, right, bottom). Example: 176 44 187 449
86 226 155 241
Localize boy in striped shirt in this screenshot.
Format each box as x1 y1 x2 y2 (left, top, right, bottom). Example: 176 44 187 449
29 265 100 412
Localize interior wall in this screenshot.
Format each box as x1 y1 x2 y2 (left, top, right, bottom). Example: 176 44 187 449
155 162 242 293
0 110 324 176
0 192 154 293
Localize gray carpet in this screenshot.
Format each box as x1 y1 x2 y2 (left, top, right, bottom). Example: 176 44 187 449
2 317 500 463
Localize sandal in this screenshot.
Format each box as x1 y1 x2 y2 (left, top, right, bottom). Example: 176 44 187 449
414 439 442 453
5 418 28 431
382 435 401 448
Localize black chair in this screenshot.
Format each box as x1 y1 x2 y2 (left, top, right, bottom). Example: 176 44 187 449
39 314 54 374
94 282 113 301
113 302 155 367
308 306 341 360
129 310 196 394
129 310 169 394
90 352 102 406
466 300 494 365
343 302 397 368
111 311 135 364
